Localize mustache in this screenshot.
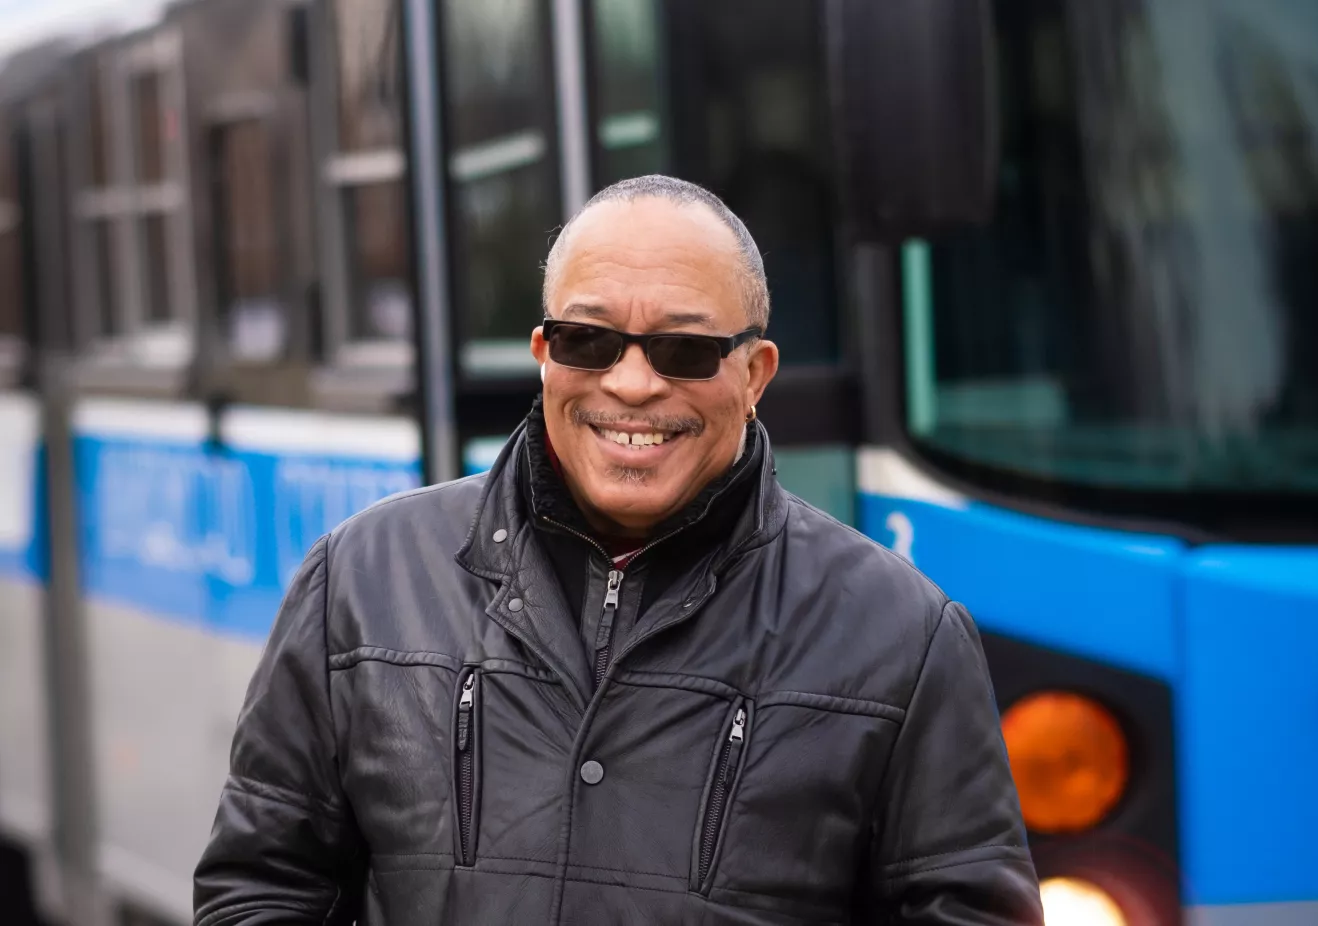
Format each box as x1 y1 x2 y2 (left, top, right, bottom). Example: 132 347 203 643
571 407 704 436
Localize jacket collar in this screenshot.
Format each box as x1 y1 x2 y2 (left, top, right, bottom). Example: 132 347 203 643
454 402 787 710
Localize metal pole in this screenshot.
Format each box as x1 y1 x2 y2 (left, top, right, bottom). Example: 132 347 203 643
402 0 458 484
551 0 592 218
39 353 111 926
305 0 353 364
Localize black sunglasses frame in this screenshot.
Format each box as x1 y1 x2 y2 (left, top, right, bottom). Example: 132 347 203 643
541 318 763 381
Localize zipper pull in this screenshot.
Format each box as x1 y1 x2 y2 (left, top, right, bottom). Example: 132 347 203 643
594 570 623 650
722 708 746 785
457 673 475 751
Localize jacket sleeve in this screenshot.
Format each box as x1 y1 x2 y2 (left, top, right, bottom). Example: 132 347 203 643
194 536 365 926
867 600 1044 925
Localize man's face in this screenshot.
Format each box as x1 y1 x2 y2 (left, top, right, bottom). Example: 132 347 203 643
531 197 778 537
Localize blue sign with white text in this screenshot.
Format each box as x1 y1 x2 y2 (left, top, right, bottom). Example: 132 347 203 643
76 432 422 639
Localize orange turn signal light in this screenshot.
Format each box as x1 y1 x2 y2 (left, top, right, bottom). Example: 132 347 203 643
1001 691 1129 833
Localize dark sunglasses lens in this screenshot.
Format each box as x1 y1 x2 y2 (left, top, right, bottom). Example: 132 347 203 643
647 335 722 379
549 324 622 370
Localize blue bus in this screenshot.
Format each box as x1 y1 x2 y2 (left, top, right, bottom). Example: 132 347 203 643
0 0 1314 924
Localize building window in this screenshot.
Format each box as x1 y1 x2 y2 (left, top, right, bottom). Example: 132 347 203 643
132 71 166 184
318 0 415 364
91 219 119 337
334 0 404 152
213 119 285 361
344 180 411 341
75 45 192 349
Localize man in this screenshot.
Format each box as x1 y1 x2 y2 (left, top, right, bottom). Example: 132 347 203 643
195 175 1044 925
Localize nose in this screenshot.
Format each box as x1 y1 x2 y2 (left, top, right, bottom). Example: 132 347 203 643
599 343 668 405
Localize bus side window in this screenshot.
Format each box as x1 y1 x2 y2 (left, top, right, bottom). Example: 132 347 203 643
130 70 173 327
317 0 414 363
439 0 562 378
70 31 195 370
212 119 286 362
73 58 123 345
0 112 24 355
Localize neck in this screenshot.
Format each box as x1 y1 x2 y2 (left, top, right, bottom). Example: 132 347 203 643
574 499 653 541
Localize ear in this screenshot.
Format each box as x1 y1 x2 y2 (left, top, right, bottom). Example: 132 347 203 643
744 339 779 409
530 325 549 367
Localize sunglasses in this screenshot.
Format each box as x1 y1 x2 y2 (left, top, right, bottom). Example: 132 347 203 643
541 318 762 381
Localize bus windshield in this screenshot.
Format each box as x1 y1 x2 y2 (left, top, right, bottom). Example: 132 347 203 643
905 0 1318 505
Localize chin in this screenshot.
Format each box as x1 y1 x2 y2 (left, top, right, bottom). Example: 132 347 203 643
583 479 680 528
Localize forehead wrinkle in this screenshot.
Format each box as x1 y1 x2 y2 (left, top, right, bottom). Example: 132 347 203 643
560 303 611 321
559 251 741 316
660 311 717 330
561 284 727 328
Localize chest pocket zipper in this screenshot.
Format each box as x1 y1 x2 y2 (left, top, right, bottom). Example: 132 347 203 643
697 702 749 891
454 669 479 866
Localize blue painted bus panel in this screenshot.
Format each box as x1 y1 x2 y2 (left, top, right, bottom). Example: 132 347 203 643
858 494 1183 681
1178 547 1318 906
75 433 422 637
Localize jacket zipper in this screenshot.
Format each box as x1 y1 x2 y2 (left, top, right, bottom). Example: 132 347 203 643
539 515 698 691
593 570 622 689
698 704 747 888
456 670 477 866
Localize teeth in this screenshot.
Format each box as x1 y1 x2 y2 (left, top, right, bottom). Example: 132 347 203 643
601 428 670 447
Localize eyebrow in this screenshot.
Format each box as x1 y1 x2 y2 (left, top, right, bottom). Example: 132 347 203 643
560 304 718 330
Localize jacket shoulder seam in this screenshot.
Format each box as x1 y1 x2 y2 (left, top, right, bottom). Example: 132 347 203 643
870 600 952 812
226 773 345 822
913 601 956 713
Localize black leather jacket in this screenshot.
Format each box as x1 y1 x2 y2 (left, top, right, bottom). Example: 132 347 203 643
194 421 1043 925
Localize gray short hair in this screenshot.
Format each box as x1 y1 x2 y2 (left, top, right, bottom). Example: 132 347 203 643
541 175 770 331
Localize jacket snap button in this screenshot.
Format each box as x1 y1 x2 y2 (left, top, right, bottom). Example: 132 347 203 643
493 528 508 543
580 760 604 785
508 597 524 612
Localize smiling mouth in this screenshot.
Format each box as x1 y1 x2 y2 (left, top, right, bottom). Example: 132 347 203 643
589 425 685 448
